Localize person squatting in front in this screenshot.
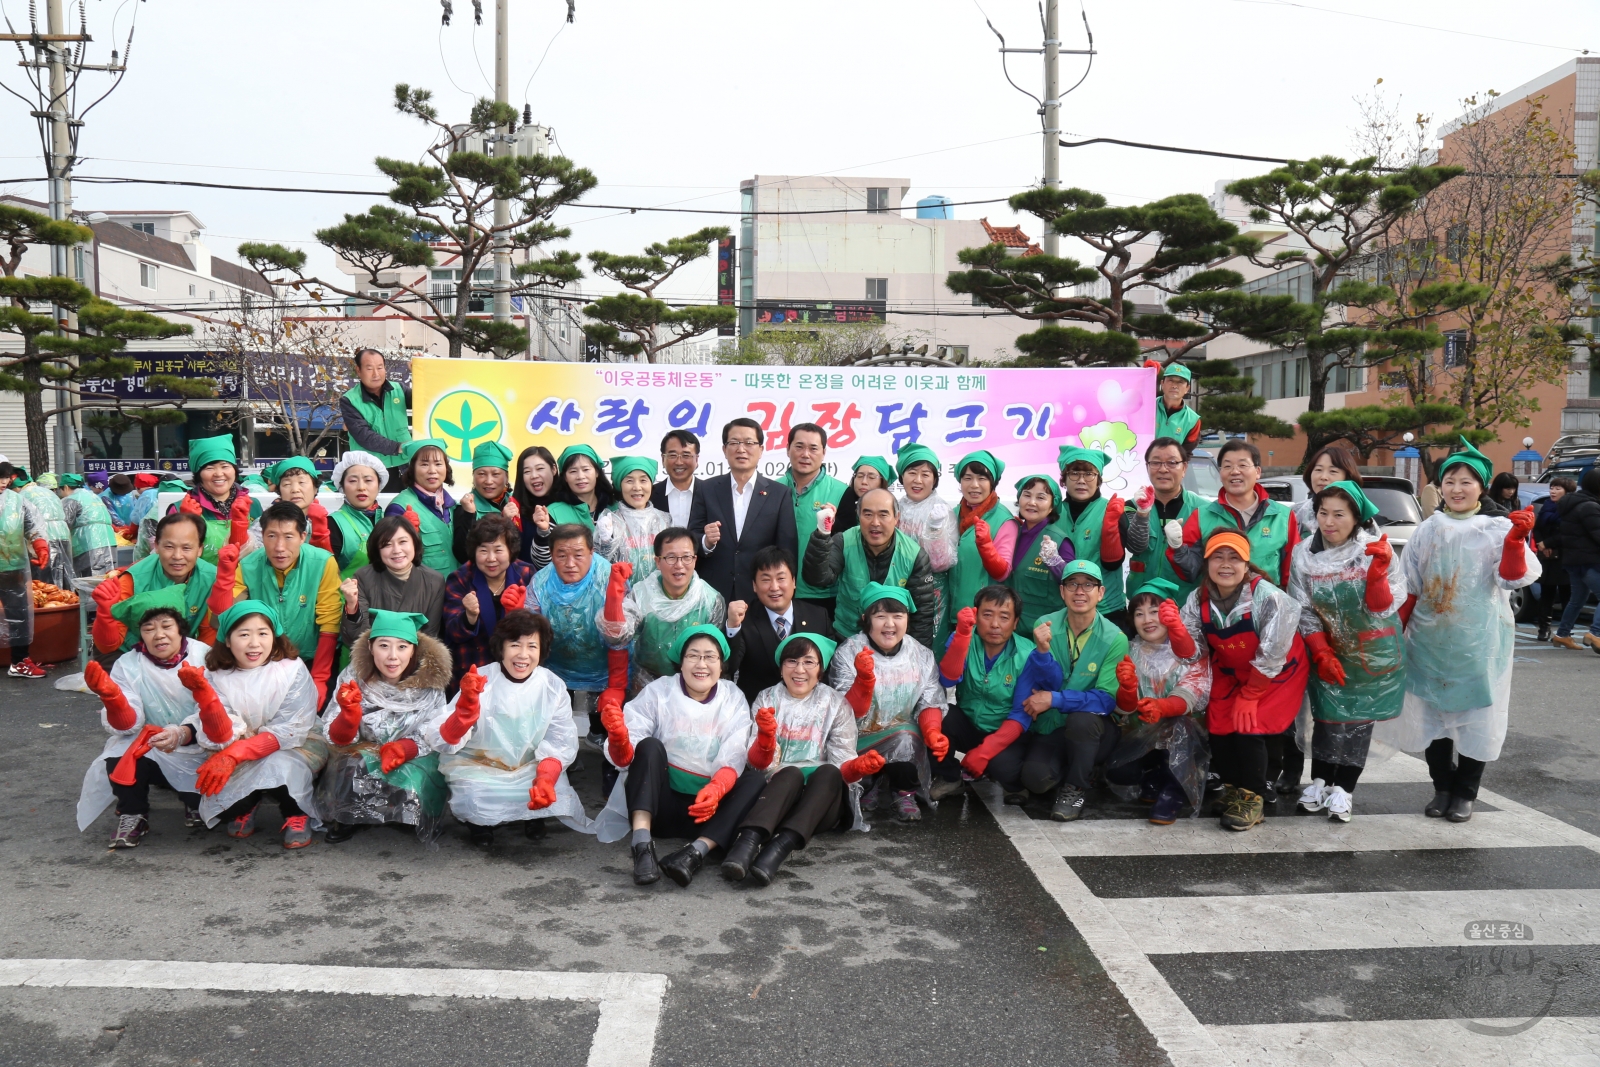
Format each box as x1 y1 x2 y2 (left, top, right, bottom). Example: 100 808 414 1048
318 610 452 843
177 600 329 848
76 591 211 848
929 585 1033 802
719 632 887 886
425 609 586 847
1287 481 1407 823
596 624 768 888
828 582 950 823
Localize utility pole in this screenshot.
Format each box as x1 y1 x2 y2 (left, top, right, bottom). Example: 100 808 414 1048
492 0 512 325
1042 0 1059 258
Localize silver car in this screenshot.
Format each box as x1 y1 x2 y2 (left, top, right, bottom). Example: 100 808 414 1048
1260 474 1423 555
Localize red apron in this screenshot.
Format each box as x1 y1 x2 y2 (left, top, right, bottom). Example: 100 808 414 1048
1200 577 1309 736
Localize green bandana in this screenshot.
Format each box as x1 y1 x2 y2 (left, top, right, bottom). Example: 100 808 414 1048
895 443 941 482
1014 472 1061 510
470 440 513 471
852 455 894 487
1321 480 1380 523
217 598 281 639
609 456 659 484
187 434 238 474
1137 576 1181 602
956 449 1006 484
368 609 428 644
558 444 605 472
774 631 839 669
59 473 85 489
670 623 730 663
1057 445 1108 473
1437 435 1493 486
109 581 190 627
400 438 449 464
860 581 913 613
267 457 320 488
35 472 58 489
157 477 188 493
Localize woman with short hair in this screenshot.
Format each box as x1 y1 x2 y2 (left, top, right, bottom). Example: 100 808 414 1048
384 438 460 576
443 514 534 689
339 515 448 649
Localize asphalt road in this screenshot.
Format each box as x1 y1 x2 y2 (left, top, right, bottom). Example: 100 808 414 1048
2 621 1597 1067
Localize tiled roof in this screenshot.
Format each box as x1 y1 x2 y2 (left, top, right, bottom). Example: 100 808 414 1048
981 218 1033 248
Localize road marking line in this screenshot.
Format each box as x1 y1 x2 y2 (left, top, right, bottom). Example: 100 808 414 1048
976 782 1234 1067
0 958 669 1067
1206 1016 1600 1066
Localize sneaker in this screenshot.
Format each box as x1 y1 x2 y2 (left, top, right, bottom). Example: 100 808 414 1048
108 813 149 849
184 805 204 829
1149 781 1185 825
7 657 47 678
226 805 257 839
893 790 922 821
928 777 967 801
1297 778 1328 813
584 730 607 748
860 780 881 812
1324 786 1353 823
1051 786 1086 822
1220 788 1264 832
281 815 313 849
1550 635 1583 650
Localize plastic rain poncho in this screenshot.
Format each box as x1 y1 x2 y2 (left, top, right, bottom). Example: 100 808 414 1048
18 482 74 592
76 639 211 830
1375 509 1540 764
1179 577 1302 680
315 634 451 839
896 491 958 636
183 656 328 827
598 573 726 695
750 680 868 832
530 553 612 692
0 490 40 646
1105 636 1212 810
593 675 753 843
594 505 670 589
61 487 118 576
830 632 946 804
424 662 587 831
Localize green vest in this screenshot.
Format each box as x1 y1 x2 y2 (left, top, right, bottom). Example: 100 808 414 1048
180 493 262 567
121 553 216 652
1127 490 1204 604
66 487 117 556
1032 609 1128 735
834 527 921 639
782 470 847 599
949 502 1011 627
330 504 375 578
21 483 69 543
240 542 333 659
1196 497 1293 586
545 501 594 530
0 491 24 572
1008 519 1070 632
390 488 459 575
956 633 1033 733
342 382 409 459
1155 400 1200 447
1063 496 1127 613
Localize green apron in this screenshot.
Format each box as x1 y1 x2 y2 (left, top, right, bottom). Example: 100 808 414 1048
956 634 1032 732
358 748 446 816
330 504 375 578
545 501 595 530
782 470 847 600
1155 401 1200 446
1063 497 1127 613
390 488 459 575
1196 498 1293 587
116 553 217 652
66 487 118 555
948 502 1011 636
833 527 920 639
342 382 409 462
240 542 333 660
1127 490 1203 604
1009 520 1071 632
1031 609 1128 735
1305 566 1405 724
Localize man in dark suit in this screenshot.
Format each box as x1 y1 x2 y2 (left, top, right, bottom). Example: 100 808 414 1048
651 428 701 527
724 546 830 703
689 417 799 606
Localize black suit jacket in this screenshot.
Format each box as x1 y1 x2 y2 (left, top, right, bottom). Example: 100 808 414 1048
688 472 798 605
650 477 699 528
725 599 831 704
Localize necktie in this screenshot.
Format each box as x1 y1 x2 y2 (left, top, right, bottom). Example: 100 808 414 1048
774 615 789 642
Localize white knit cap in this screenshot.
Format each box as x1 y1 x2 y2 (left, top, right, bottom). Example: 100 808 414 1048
332 450 389 489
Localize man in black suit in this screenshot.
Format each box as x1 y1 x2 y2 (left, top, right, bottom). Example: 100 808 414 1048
651 428 701 527
724 546 830 703
689 417 799 606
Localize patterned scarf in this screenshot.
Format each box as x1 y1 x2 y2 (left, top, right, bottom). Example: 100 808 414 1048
958 491 999 534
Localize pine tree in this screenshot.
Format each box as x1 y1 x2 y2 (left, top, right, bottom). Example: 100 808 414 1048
583 228 737 361
1191 360 1293 439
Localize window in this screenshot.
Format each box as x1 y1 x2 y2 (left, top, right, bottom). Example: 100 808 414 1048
866 188 889 214
1243 262 1312 303
208 290 216 302
188 284 197 297
139 262 157 289
1443 329 1468 367
865 277 887 301
1446 224 1468 263
1589 361 1600 399
130 222 155 235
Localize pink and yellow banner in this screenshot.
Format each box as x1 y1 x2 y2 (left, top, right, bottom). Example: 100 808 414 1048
411 358 1158 494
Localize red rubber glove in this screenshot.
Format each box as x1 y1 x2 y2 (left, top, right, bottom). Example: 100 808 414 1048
178 662 232 744
973 519 1008 579
1159 598 1196 658
603 561 633 622
938 607 977 682
1363 535 1394 612
1101 495 1125 562
845 647 876 718
195 732 280 795
1136 484 1156 511
1231 666 1272 734
379 738 419 774
1114 656 1140 712
328 680 364 745
961 719 1023 777
527 757 562 809
85 660 137 731
91 570 133 653
748 706 778 769
207 543 240 618
306 500 332 552
1399 592 1418 630
228 492 252 546
917 706 949 761
501 582 527 611
402 506 421 535
840 748 886 784
438 666 485 745
178 494 202 516
1137 695 1188 724
1304 631 1347 686
1500 507 1534 581
1143 358 1161 370
688 766 738 823
606 647 630 691
109 723 163 787
30 538 47 570
311 632 338 710
598 687 633 766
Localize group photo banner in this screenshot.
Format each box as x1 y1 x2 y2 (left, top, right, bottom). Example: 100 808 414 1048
411 359 1159 498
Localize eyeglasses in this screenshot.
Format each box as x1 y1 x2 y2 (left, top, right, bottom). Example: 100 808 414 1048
1062 471 1097 482
680 651 721 665
663 450 697 461
726 438 761 451
658 554 696 565
1063 580 1100 592
1146 460 1184 470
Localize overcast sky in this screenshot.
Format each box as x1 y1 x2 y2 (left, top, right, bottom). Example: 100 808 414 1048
0 0 1594 307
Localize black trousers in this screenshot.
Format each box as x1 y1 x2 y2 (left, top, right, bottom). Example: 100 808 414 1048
1211 732 1269 797
1265 727 1304 784
103 756 200 816
0 568 30 660
1536 568 1568 626
739 764 851 845
989 713 1119 794
220 785 304 821
1425 738 1487 800
1310 759 1363 792
933 705 991 782
624 737 767 849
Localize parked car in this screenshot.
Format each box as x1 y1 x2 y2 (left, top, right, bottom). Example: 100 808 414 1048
1259 474 1423 555
1184 448 1221 498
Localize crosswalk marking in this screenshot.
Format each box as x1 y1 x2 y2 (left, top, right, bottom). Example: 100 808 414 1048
1207 1017 1600 1067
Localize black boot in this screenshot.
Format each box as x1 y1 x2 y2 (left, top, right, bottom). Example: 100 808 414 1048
631 839 660 885
523 818 548 840
659 844 704 888
323 821 360 844
1446 795 1475 823
469 824 495 847
1537 623 1552 642
749 830 803 887
720 828 764 882
1424 790 1451 818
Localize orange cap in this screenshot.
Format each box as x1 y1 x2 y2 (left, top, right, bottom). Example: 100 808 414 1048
1203 530 1252 561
